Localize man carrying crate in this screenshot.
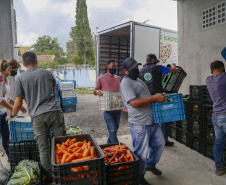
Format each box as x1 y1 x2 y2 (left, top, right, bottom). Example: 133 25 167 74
120 57 166 185
139 54 177 146
93 60 122 144
206 60 226 176
6 52 66 184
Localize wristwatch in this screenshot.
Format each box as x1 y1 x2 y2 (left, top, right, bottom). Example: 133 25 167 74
10 114 15 118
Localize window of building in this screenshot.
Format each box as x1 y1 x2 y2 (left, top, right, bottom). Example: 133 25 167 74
202 6 216 29
202 1 226 30
217 1 226 25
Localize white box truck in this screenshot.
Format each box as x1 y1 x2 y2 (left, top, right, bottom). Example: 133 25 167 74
96 21 178 78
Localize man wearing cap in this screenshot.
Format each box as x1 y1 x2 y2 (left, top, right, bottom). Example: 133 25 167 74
120 57 167 185
93 60 122 144
139 54 177 146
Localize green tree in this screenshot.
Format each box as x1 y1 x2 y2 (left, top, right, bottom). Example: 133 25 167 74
68 0 94 64
32 35 67 65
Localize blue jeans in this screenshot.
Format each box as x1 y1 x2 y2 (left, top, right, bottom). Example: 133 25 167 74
161 122 169 142
0 113 9 157
212 114 226 171
103 111 121 144
129 123 165 180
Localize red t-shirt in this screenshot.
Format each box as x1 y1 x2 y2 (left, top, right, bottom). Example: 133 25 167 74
95 73 122 112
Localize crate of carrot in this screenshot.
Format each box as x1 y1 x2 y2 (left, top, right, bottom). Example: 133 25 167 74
100 143 139 185
51 134 106 185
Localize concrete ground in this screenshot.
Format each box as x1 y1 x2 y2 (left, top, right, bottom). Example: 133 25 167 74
0 93 226 184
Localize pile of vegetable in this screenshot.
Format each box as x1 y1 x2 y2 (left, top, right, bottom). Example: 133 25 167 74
55 138 98 172
101 143 135 170
7 160 40 185
66 125 82 135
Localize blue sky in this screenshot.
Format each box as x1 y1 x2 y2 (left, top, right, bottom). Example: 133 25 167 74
14 0 177 51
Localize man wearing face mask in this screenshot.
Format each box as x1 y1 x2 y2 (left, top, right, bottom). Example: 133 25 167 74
206 60 226 176
139 54 177 147
120 57 166 185
93 60 122 144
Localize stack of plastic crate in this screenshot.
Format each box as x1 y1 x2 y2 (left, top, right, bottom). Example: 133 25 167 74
59 80 77 112
8 116 40 167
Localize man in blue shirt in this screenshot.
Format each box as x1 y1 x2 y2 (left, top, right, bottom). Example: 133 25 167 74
206 60 226 176
139 54 177 146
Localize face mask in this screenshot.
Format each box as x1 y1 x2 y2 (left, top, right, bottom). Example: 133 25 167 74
127 69 139 79
10 70 17 76
109 68 117 74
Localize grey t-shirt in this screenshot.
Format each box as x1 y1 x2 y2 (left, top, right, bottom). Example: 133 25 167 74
120 76 154 125
206 72 226 114
14 67 61 118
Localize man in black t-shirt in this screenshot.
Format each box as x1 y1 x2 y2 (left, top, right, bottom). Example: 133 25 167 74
139 54 177 146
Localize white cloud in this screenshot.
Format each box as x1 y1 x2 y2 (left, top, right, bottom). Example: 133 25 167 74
22 0 49 13
17 33 39 46
87 0 124 9
52 0 76 19
132 0 177 30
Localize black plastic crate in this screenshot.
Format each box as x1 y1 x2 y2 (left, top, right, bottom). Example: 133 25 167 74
176 128 190 145
189 102 203 121
8 141 40 167
188 134 203 153
203 105 213 126
168 125 177 140
100 143 139 185
188 118 204 137
51 134 105 185
5 162 42 185
190 85 207 102
202 140 214 160
183 100 190 119
176 120 193 132
223 146 226 165
162 66 187 93
202 125 215 142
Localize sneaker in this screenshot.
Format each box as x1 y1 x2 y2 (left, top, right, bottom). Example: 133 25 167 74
145 167 162 176
215 167 226 176
139 178 151 185
165 141 174 146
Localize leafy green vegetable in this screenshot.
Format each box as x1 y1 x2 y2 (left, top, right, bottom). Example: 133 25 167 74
66 125 82 135
7 160 40 185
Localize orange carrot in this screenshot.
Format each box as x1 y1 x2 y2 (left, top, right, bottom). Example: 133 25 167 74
76 153 84 158
55 153 61 164
66 153 77 163
127 150 134 161
82 143 87 150
69 138 77 145
71 167 79 172
75 142 84 147
61 154 69 164
68 143 76 149
124 156 128 162
91 147 95 158
65 139 71 144
83 148 90 157
87 141 91 148
58 146 72 156
71 156 92 163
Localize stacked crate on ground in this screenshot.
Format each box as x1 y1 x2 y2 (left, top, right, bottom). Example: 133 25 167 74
56 82 60 103
8 116 52 168
8 141 40 167
99 91 126 111
100 143 139 185
51 134 105 185
152 93 186 123
99 35 130 78
162 66 187 93
59 80 77 112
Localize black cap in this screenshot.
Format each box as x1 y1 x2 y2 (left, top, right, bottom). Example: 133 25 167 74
146 54 160 63
122 57 142 69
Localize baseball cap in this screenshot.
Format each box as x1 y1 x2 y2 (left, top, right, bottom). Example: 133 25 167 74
122 57 142 69
146 54 160 63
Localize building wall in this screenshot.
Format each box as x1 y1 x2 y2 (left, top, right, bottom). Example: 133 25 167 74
177 0 226 94
0 0 17 99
